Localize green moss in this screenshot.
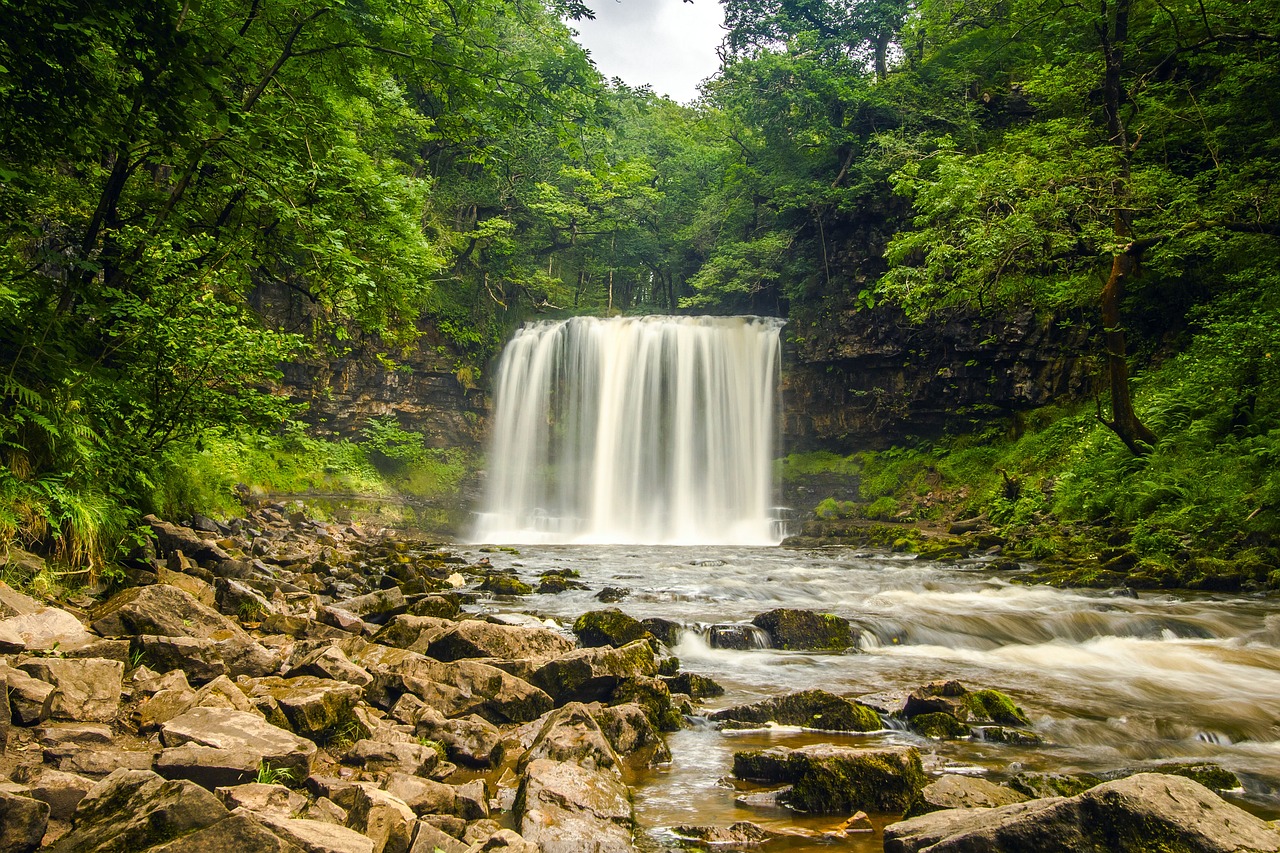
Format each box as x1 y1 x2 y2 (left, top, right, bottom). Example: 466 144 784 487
964 689 1030 726
1008 772 1102 799
751 608 856 651
479 574 532 595
574 608 652 648
866 496 899 520
1152 762 1240 790
910 712 970 739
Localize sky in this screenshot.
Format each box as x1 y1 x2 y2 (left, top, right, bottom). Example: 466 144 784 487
569 0 726 103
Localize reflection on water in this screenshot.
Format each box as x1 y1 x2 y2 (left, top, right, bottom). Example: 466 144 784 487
459 544 1280 849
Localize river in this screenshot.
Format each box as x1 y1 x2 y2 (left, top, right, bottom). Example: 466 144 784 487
457 543 1280 850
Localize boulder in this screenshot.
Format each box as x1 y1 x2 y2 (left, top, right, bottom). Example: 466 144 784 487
661 672 724 699
157 566 218 608
884 773 1280 853
382 773 461 818
733 744 926 814
370 616 455 651
411 706 505 768
593 703 672 767
344 786 416 853
155 743 263 789
92 584 243 640
243 676 363 739
640 618 682 646
706 624 767 650
160 707 317 781
904 775 1030 818
144 514 231 564
18 658 123 722
750 608 856 651
344 739 441 778
0 605 95 651
26 768 96 820
1007 771 1102 799
331 588 407 621
0 789 49 853
710 689 879 732
46 769 228 853
2 665 54 725
902 681 1029 726
610 676 682 731
910 712 972 739
0 574 45 616
479 575 532 596
52 746 158 777
215 782 309 818
136 635 229 684
425 620 574 662
407 822 469 853
516 758 636 853
572 610 651 648
148 812 305 853
286 646 373 687
530 640 658 705
253 812 377 853
520 702 621 773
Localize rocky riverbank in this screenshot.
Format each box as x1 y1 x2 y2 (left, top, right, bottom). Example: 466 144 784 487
1 505 1277 853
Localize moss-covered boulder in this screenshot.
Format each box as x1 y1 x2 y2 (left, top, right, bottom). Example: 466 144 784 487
733 744 926 814
611 676 683 731
661 672 725 699
710 689 879 732
1152 762 1240 791
479 574 532 596
751 609 856 651
973 726 1044 746
1007 771 1102 799
910 712 971 740
903 681 1030 727
573 609 651 648
530 640 659 705
641 617 682 646
964 689 1030 726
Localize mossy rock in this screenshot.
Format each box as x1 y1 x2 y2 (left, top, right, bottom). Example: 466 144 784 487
661 672 725 700
710 689 880 732
573 608 652 648
479 575 532 596
611 676 683 732
751 608 856 652
407 594 461 619
1008 771 1102 799
535 574 588 594
973 725 1044 746
964 689 1030 726
641 617 682 646
733 744 926 814
1152 762 1240 791
910 712 970 739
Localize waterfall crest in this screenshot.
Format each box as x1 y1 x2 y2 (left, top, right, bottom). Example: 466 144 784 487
473 315 783 545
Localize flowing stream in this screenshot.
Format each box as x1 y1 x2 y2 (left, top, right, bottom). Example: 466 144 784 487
473 316 783 546
461 544 1280 850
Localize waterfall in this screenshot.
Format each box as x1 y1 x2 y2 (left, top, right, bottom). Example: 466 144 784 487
473 315 783 545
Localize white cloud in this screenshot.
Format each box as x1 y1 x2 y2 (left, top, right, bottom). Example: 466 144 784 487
571 0 725 103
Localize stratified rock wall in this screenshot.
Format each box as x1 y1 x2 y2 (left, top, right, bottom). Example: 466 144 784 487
782 304 1095 451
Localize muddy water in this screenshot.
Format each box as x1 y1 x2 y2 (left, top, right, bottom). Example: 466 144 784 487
460 544 1280 849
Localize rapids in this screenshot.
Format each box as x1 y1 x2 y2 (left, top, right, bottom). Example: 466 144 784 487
462 543 1280 850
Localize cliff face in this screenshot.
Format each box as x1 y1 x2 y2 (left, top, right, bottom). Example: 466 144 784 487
781 304 1096 452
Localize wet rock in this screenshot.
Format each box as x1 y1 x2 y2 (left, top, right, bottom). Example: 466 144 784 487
520 702 621 773
92 584 243 640
640 618 682 646
661 671 724 699
1151 762 1241 791
751 608 856 651
707 624 766 650
530 640 658 705
215 782 309 818
710 689 880 732
733 744 926 815
593 702 672 766
1006 771 1102 799
671 821 781 847
904 775 1030 818
516 758 636 853
911 712 971 739
243 676 363 740
884 773 1280 853
148 812 305 853
535 572 587 594
611 675 682 731
573 609 651 648
287 645 373 687
595 587 630 603
18 657 123 722
46 768 228 853
26 768 96 820
972 725 1044 745
479 575 533 596
410 706 504 768
160 707 317 782
0 789 49 853
425 620 574 663
902 681 1029 726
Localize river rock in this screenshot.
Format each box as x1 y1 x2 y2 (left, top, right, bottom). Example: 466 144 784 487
572 609 651 648
733 744 926 814
160 707 317 781
707 624 765 650
358 644 552 723
902 681 1029 726
661 671 724 699
345 785 416 853
243 676 363 739
710 689 880 732
148 812 305 853
344 739 442 777
410 706 505 768
639 617 682 646
520 702 622 773
144 515 232 564
425 619 575 662
92 584 243 639
904 775 1030 818
671 822 784 847
253 812 377 853
18 657 123 722
1 662 54 724
26 768 96 820
516 758 636 853
46 769 228 853
287 645 373 687
371 615 456 650
530 640 658 705
593 702 672 766
136 635 229 683
332 587 407 621
0 789 49 853
382 773 461 818
1007 771 1102 799
884 773 1280 852
751 608 856 651
1 605 96 651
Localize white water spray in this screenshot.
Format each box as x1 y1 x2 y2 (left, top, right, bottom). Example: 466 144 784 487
473 315 783 545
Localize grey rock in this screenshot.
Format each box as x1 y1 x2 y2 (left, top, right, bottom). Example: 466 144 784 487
253 812 377 853
160 707 317 781
92 584 244 640
905 775 1030 818
344 739 441 778
1 662 55 724
18 657 123 722
516 758 636 853
137 635 229 684
148 812 305 853
411 706 505 768
520 702 621 774
287 645 373 687
529 640 658 705
0 606 95 651
424 620 574 663
0 789 49 853
27 768 96 820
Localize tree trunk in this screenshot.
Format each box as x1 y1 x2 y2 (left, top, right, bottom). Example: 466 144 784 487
1100 249 1158 454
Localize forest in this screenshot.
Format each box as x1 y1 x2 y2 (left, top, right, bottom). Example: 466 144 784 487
1 0 1278 586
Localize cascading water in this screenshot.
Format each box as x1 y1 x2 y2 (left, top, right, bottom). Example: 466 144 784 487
473 315 783 545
